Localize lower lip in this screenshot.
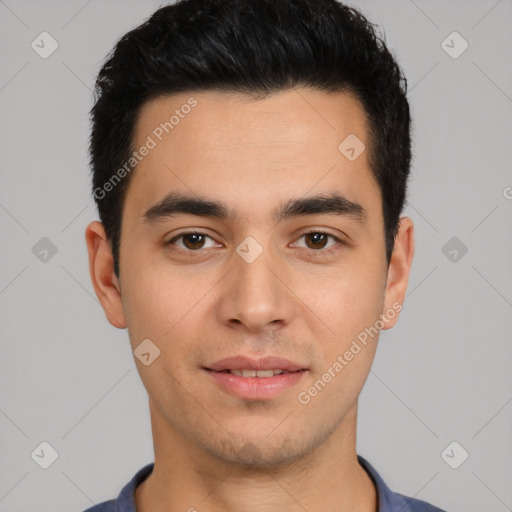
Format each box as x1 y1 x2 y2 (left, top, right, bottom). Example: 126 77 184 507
204 369 307 400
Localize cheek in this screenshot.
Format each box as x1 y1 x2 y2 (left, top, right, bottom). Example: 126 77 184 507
120 253 194 333
298 262 385 387
298 280 383 412
120 261 218 377
119 267 200 401
304 263 385 334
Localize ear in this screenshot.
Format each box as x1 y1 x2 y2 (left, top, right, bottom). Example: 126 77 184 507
85 221 127 329
381 216 415 330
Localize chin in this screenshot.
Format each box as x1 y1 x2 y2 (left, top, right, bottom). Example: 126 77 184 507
207 431 321 469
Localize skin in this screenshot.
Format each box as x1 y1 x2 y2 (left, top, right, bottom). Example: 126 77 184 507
86 87 414 512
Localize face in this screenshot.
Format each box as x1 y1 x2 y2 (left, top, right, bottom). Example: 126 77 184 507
86 87 414 468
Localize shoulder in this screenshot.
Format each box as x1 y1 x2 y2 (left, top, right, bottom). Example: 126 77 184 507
357 455 447 512
81 500 116 512
393 492 447 511
80 462 155 512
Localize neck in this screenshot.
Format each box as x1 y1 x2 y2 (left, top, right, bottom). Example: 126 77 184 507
135 400 377 512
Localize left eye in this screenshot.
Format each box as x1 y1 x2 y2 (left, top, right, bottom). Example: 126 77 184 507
293 231 341 251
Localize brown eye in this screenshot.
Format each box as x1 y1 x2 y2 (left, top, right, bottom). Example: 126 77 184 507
181 233 206 250
304 232 329 250
166 232 219 251
293 231 343 254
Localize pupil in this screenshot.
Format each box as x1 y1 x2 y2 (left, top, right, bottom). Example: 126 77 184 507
184 234 204 250
307 233 327 249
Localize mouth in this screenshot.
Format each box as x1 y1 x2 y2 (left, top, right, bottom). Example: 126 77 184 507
208 368 298 377
205 355 307 373
203 356 308 400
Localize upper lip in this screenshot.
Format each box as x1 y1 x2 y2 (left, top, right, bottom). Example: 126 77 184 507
205 356 307 372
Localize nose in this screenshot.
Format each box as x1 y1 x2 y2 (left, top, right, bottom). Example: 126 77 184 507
216 239 297 335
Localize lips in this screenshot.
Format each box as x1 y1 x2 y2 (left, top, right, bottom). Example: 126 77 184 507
205 355 307 373
203 356 309 399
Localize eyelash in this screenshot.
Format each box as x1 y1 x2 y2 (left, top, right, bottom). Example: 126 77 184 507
165 230 344 257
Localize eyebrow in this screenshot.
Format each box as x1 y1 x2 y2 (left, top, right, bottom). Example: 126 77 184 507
142 191 367 225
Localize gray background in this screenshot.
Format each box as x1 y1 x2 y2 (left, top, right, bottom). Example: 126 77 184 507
1 0 511 510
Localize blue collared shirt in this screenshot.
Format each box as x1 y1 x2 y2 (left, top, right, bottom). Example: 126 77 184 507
83 455 446 511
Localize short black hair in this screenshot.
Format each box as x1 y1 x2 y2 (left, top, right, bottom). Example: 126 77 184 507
89 0 412 279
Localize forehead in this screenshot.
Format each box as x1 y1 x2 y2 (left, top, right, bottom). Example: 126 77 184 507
124 87 380 226
135 88 368 152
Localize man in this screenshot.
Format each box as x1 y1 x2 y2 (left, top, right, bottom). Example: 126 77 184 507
84 0 445 510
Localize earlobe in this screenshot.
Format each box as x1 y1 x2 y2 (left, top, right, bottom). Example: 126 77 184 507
85 221 127 329
381 216 415 330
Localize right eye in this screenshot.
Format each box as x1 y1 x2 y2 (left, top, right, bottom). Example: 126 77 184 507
165 231 222 252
